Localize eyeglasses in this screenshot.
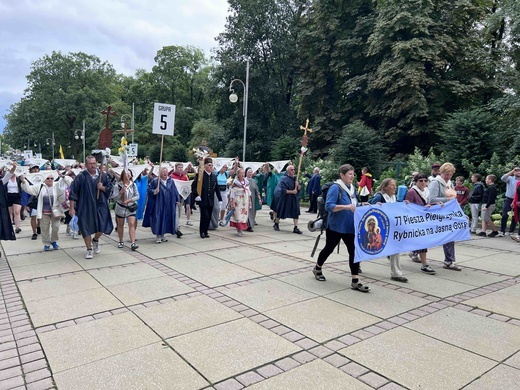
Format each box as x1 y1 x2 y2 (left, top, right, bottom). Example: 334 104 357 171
46 178 54 180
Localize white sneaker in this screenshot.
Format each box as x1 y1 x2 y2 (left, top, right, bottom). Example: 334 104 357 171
93 240 100 254
497 232 505 237
66 227 71 236
186 220 193 226
72 231 79 239
85 249 93 259
156 236 162 244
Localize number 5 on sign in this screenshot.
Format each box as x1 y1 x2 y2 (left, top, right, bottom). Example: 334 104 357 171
152 103 175 136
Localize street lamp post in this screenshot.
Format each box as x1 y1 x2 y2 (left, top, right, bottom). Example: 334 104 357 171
45 132 55 160
74 120 86 162
228 59 250 162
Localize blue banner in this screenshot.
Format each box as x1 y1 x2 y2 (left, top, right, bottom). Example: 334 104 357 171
354 200 470 263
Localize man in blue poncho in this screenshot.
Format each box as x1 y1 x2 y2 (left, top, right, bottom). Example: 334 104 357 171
143 165 180 243
271 165 302 234
69 156 113 259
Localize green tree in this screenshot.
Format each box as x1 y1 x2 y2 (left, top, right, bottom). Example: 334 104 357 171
441 109 495 175
330 120 387 177
295 0 376 155
3 51 118 159
214 0 303 160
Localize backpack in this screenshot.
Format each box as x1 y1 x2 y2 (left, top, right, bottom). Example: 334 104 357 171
317 182 342 226
311 182 345 257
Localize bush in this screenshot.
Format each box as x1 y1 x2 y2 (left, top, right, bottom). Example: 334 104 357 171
330 120 387 178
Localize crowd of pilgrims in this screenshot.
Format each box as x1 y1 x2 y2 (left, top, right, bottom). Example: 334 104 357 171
0 156 303 259
1 157 488 295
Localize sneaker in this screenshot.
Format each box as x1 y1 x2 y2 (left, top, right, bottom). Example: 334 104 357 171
408 252 421 263
93 240 100 254
496 231 505 237
477 232 487 237
51 241 59 250
421 265 436 274
66 226 71 236
118 242 124 249
85 249 93 259
351 282 370 292
186 220 193 226
15 227 21 233
218 220 224 227
487 231 498 238
293 226 302 234
72 231 79 240
161 235 168 242
273 222 280 231
31 233 37 240
44 245 51 251
131 242 139 251
176 230 183 238
156 236 162 244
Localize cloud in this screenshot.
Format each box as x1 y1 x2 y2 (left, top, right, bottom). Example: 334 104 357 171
0 0 229 132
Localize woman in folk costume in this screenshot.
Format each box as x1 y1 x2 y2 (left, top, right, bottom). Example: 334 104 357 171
246 167 262 231
229 168 250 237
428 162 462 271
143 165 180 243
369 178 408 282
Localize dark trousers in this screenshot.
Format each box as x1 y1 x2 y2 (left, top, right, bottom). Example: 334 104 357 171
308 194 318 213
501 197 516 233
317 229 359 275
199 205 213 235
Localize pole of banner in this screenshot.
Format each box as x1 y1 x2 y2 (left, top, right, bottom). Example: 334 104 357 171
158 134 165 192
296 119 312 182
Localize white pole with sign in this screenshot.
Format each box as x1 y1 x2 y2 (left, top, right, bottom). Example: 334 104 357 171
153 103 176 165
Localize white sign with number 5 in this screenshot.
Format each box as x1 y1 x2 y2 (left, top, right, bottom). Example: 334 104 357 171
128 143 138 157
152 103 175 136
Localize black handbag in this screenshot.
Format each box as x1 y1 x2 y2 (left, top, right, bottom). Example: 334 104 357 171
27 185 43 209
119 202 138 212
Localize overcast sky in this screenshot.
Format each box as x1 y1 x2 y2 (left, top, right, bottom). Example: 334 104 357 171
0 0 230 133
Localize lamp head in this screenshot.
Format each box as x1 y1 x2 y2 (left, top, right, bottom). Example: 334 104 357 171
75 135 79 140
229 93 238 103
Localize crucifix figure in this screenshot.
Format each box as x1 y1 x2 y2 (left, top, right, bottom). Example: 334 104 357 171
296 119 313 181
300 118 313 148
116 117 135 138
99 105 116 149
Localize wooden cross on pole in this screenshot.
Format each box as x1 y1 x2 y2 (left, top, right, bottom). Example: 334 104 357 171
296 119 312 181
116 118 135 138
99 105 116 149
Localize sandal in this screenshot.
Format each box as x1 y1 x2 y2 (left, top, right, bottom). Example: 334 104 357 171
351 282 370 292
118 242 124 249
443 262 462 271
312 267 326 281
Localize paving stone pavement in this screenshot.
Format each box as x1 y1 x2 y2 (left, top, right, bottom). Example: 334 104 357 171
1 208 519 389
